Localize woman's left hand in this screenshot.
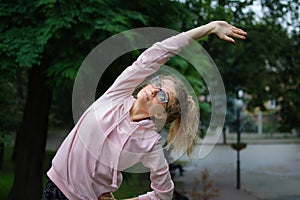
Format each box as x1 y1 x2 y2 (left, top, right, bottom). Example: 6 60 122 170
211 21 247 43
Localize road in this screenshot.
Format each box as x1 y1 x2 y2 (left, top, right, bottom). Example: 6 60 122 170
175 144 300 200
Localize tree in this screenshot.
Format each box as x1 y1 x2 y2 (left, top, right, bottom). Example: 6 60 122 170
0 1 148 199
0 0 200 199
182 0 299 132
259 0 300 131
229 0 300 131
0 69 24 170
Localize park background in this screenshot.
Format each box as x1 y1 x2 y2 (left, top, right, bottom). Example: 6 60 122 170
0 0 299 199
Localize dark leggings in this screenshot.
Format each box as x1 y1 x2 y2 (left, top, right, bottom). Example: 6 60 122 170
42 178 68 200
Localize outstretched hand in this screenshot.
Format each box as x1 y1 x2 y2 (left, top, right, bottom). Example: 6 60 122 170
184 20 247 43
211 21 247 43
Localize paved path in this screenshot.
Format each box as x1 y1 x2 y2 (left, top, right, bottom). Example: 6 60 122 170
174 144 300 200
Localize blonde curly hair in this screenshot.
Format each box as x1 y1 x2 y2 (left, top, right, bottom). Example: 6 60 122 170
161 74 200 158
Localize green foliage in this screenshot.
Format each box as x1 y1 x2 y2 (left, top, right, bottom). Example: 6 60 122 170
0 71 23 131
182 0 300 132
0 132 12 146
240 22 300 130
276 32 300 130
0 0 149 83
0 0 152 127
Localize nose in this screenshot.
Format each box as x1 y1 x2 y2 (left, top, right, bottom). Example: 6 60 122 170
150 88 160 97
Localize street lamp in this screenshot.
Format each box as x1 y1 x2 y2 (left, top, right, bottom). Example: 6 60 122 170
231 89 247 190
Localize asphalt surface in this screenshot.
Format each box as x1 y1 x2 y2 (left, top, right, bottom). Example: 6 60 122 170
174 141 300 200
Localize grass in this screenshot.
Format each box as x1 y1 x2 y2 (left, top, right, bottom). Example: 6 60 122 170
0 171 14 199
0 146 150 199
114 172 151 199
0 146 14 199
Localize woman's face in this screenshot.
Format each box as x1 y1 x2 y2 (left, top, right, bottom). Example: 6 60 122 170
136 79 175 113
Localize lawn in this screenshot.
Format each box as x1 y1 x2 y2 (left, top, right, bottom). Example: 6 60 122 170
0 146 150 199
0 147 14 199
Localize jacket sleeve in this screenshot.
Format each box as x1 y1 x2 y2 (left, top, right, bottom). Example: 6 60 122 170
103 32 190 102
138 141 174 200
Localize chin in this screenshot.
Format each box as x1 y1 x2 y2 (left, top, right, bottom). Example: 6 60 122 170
136 92 143 100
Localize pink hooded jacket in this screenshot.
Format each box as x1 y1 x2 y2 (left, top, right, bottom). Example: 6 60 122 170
47 32 190 200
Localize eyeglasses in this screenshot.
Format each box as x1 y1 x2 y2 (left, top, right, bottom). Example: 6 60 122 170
150 76 169 110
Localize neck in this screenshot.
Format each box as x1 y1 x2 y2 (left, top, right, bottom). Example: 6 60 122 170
130 100 149 122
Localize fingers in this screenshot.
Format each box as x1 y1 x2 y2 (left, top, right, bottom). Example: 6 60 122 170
223 26 247 43
233 28 247 39
223 35 235 44
214 21 247 43
99 192 116 200
100 197 115 200
231 32 246 40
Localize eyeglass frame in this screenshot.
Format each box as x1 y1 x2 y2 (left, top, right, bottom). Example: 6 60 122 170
150 76 169 110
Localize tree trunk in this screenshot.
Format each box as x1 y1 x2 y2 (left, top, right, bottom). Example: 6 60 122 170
9 65 52 200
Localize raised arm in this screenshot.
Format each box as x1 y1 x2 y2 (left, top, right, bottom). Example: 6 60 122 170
183 20 247 43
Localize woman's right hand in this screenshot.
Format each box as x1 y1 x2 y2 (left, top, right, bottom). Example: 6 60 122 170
99 192 116 200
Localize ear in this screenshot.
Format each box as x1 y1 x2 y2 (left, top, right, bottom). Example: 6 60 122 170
154 110 167 119
149 104 167 131
149 104 167 119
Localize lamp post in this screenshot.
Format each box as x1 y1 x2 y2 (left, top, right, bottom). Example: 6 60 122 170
231 90 247 190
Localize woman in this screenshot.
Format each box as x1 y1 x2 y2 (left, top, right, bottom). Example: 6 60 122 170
42 21 247 200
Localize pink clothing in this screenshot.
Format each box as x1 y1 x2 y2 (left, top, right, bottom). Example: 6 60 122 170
47 32 190 200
